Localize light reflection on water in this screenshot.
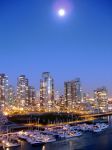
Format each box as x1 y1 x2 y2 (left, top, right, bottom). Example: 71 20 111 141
42 145 46 150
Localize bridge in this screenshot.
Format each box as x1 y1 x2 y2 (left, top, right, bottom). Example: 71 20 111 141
81 111 112 118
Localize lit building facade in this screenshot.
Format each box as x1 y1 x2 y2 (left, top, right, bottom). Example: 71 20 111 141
64 81 72 108
28 86 36 107
108 98 112 111
54 90 61 105
7 85 15 106
64 78 82 109
94 87 108 113
16 75 29 108
73 78 82 103
59 95 65 111
0 74 8 107
40 72 54 111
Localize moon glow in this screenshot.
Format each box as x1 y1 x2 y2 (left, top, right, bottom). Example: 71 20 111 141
58 8 66 17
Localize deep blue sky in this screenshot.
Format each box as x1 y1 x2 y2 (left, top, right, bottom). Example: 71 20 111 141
0 0 112 94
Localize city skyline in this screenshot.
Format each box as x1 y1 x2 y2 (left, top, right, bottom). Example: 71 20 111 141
0 72 111 97
0 72 109 114
0 0 112 93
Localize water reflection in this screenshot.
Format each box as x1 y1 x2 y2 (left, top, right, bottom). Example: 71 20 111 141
42 145 46 150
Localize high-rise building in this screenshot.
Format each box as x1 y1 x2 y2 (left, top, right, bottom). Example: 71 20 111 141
73 78 82 103
54 90 61 105
0 74 8 107
94 87 108 113
82 93 87 102
28 86 36 107
108 98 112 111
40 72 54 111
64 81 72 108
59 95 65 111
7 85 15 106
16 75 29 108
64 78 82 109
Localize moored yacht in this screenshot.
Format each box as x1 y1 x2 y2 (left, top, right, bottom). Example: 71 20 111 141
18 131 28 140
93 128 102 133
65 131 77 139
26 137 44 146
43 135 56 143
73 131 82 137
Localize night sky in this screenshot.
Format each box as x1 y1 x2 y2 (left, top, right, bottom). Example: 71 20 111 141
0 0 112 94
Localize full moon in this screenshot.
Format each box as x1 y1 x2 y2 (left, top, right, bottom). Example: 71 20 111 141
58 8 66 17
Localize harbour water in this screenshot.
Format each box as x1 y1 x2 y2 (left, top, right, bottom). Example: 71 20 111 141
3 127 112 150
2 116 112 150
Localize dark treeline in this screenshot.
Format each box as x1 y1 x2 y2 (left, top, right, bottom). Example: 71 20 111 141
8 113 82 125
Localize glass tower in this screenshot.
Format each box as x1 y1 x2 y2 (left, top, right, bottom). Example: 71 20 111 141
40 72 54 111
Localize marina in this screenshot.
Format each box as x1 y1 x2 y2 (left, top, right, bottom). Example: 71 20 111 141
0 122 109 149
